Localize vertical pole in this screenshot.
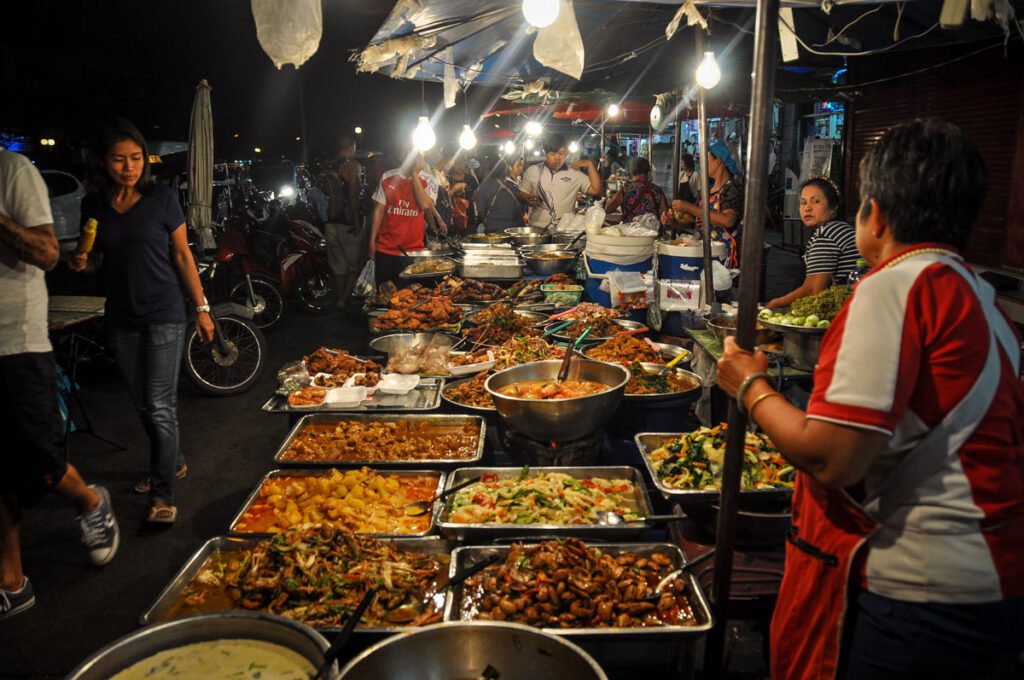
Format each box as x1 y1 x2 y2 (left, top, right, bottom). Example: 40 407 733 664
671 120 682 200
297 67 309 165
648 126 654 163
704 0 780 675
696 30 716 312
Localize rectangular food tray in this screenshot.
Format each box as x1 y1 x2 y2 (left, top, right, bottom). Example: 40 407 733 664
261 377 444 413
273 413 486 467
140 535 454 632
228 468 446 538
444 542 713 639
459 259 524 279
634 433 794 502
436 466 655 541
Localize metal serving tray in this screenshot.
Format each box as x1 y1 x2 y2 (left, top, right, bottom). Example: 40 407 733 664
261 377 444 413
140 535 454 632
273 413 486 467
436 466 654 541
444 542 713 639
634 433 794 502
459 255 525 280
228 468 446 538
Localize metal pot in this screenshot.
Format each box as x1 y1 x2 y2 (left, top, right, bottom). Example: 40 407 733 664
368 333 459 360
67 612 330 680
505 227 551 247
520 243 580 255
464 233 512 246
759 317 826 371
485 360 628 441
550 230 586 249
523 251 577 276
706 313 779 346
338 621 608 680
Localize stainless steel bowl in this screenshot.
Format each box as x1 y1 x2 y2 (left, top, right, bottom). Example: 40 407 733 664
520 243 579 255
338 621 608 680
505 227 551 247
760 318 826 371
369 332 459 360
67 612 330 680
464 233 512 246
624 363 703 400
550 230 586 249
523 251 577 276
399 247 453 266
648 341 693 364
706 313 779 346
485 360 628 441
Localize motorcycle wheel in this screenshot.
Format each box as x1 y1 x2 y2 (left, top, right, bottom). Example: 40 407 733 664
183 316 267 396
296 272 338 314
229 275 285 331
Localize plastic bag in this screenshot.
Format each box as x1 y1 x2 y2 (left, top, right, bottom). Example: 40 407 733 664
251 0 323 69
533 0 584 79
354 260 376 298
584 205 606 233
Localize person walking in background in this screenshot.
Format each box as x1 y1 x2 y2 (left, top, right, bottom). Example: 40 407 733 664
766 177 860 310
0 146 119 620
69 119 213 525
367 148 438 288
520 134 602 229
322 135 363 309
677 153 697 203
475 157 526 233
605 157 668 223
447 155 478 234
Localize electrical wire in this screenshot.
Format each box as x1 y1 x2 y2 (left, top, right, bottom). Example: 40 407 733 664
811 3 884 47
778 12 940 57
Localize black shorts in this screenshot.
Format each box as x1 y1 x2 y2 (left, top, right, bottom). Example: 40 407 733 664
0 352 68 509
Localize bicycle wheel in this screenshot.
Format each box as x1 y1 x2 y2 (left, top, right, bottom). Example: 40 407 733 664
183 316 267 396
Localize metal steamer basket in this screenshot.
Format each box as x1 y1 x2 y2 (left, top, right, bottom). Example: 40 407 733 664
273 413 486 468
228 469 446 538
69 612 330 680
140 536 454 634
435 466 654 541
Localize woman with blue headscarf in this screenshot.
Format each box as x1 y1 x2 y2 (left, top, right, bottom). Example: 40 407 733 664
662 139 743 265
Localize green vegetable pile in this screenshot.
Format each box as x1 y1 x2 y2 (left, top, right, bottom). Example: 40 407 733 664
758 285 852 329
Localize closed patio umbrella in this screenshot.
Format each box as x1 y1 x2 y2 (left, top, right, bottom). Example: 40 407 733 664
188 79 216 250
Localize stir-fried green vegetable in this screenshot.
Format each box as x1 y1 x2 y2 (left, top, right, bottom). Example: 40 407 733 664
647 425 795 490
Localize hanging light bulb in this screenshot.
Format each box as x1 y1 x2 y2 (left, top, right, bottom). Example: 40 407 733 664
503 140 517 155
524 120 543 137
411 115 436 151
695 51 721 89
607 103 621 117
533 149 542 156
568 140 580 154
522 0 559 28
525 139 535 150
459 124 477 151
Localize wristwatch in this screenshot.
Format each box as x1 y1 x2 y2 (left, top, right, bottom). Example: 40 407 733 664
196 302 211 314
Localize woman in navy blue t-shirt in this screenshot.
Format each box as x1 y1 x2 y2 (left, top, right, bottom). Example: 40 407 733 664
70 119 213 524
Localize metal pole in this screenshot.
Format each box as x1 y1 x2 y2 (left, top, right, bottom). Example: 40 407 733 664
696 30 716 312
671 120 682 200
297 67 309 165
704 0 780 675
648 125 653 163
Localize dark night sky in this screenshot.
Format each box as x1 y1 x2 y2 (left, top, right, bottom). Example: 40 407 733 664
1 0 492 162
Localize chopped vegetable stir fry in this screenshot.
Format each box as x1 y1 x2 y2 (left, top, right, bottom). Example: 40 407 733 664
647 425 795 490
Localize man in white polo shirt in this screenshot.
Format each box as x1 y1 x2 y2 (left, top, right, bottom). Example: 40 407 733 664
520 134 602 228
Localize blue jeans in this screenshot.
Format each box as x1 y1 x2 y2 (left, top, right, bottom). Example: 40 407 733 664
840 588 1024 679
107 323 186 505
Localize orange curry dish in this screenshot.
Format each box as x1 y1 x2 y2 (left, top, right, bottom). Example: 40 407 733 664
280 420 481 463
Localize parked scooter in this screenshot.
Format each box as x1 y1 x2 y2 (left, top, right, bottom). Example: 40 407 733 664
280 219 338 313
214 213 286 331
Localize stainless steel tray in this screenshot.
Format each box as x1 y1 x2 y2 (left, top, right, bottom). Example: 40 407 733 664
262 377 444 413
460 256 525 280
228 468 446 538
444 542 713 639
273 413 486 467
547 318 648 343
634 432 794 502
464 308 549 327
140 535 454 632
436 466 654 541
622 364 703 402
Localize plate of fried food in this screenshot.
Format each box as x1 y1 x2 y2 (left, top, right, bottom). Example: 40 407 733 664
287 386 328 409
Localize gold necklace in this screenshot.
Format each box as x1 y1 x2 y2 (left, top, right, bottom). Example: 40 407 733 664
879 246 960 272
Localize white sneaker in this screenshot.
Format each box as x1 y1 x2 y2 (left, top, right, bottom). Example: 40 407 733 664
78 485 119 566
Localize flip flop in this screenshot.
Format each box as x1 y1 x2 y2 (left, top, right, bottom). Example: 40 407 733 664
146 505 178 524
134 465 188 494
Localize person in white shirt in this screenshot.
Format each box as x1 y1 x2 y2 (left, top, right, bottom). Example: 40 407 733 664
520 134 602 228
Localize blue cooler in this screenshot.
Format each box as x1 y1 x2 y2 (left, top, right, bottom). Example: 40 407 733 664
656 241 728 281
584 254 653 308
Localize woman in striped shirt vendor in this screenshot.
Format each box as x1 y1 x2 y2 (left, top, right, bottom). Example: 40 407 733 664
765 177 860 310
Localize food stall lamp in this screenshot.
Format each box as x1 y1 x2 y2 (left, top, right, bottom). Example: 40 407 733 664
278 185 295 198
254 147 262 154
568 140 580 154
525 139 535 150
522 0 559 28
503 140 517 155
459 124 477 151
39 138 48 146
524 120 543 137
695 51 722 89
412 115 436 151
607 103 621 117
533 149 542 156
354 126 363 134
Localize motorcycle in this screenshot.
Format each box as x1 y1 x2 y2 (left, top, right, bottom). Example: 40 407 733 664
214 213 287 331
280 219 338 313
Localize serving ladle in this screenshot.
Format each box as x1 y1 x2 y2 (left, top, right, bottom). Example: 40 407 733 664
403 475 482 517
596 510 692 526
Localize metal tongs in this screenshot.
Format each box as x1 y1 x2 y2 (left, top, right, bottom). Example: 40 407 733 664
556 327 592 383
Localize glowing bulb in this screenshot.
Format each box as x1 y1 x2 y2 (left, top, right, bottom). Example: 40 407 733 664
412 116 436 151
459 124 477 151
568 141 580 154
354 126 363 134
524 120 543 137
295 136 301 141
254 147 262 153
525 139 535 150
533 149 542 156
522 0 559 28
607 103 621 117
278 185 295 198
503 140 516 155
695 51 721 89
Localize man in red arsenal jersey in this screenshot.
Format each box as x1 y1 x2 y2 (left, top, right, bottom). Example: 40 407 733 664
368 149 438 288
719 120 1024 679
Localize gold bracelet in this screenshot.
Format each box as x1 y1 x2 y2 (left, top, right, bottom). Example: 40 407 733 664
748 391 783 422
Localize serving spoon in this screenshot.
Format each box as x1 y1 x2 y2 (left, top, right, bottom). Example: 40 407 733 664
403 475 482 517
